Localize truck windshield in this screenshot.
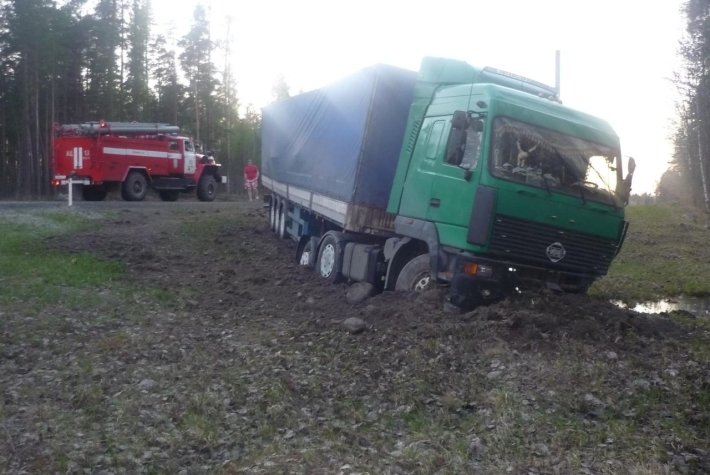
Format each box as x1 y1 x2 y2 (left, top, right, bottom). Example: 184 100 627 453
489 117 622 206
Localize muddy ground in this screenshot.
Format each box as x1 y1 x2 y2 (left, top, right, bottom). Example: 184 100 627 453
1 201 709 474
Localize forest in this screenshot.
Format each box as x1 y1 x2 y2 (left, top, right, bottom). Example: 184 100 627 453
1 0 710 207
0 0 264 199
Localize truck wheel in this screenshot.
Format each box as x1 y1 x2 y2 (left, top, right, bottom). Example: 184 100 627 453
395 254 432 292
277 203 288 239
121 171 148 201
81 185 107 201
316 234 343 283
159 190 179 202
197 174 217 201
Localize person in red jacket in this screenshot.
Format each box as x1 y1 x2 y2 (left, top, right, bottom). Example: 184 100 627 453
243 159 260 202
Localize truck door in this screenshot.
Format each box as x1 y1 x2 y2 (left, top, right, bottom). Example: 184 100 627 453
183 140 196 174
397 117 447 220
428 116 483 227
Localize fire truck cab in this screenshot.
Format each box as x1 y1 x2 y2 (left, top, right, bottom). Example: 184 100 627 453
52 121 226 202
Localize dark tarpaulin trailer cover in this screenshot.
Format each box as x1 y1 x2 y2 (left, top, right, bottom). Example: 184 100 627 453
261 64 416 209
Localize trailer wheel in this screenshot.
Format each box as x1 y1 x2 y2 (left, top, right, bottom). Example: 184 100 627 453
316 234 343 283
197 174 217 201
81 185 107 201
277 203 288 239
121 171 148 201
159 190 179 202
269 198 277 232
395 254 432 292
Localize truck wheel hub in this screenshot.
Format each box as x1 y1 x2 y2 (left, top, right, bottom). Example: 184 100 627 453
320 244 335 277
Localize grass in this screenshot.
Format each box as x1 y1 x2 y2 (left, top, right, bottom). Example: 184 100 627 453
1 202 708 474
0 212 123 309
590 203 710 302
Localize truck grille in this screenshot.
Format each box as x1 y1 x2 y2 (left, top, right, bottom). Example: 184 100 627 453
488 215 618 275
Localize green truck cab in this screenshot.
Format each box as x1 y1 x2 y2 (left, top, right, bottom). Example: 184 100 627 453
262 57 634 310
387 58 633 308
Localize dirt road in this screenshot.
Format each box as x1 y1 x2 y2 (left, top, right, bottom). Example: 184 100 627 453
1 200 708 473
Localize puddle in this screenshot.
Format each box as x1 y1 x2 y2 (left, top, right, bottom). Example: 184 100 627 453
613 296 710 317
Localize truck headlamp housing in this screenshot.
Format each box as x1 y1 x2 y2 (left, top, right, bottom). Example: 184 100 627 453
463 262 493 278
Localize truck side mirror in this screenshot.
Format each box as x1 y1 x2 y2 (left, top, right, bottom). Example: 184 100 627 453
446 128 466 166
627 157 636 176
621 157 636 205
451 110 469 130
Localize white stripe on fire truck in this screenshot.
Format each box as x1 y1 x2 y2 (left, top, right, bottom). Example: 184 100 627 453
103 147 177 160
73 147 83 169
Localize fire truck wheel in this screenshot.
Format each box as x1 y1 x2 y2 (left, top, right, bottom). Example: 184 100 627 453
159 190 179 202
121 171 148 201
197 174 217 201
81 185 107 201
316 234 344 283
395 254 432 292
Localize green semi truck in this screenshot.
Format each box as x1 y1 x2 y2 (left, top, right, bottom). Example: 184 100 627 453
261 57 634 309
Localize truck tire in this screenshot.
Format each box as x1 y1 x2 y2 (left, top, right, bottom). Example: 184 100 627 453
81 185 107 201
197 174 217 201
269 198 278 232
395 254 432 292
316 234 343 283
277 203 288 239
159 190 179 202
121 171 148 201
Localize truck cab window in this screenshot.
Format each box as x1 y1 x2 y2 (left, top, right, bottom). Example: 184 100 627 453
426 120 446 159
184 141 194 152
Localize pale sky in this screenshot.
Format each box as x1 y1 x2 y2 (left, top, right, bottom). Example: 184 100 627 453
152 0 686 195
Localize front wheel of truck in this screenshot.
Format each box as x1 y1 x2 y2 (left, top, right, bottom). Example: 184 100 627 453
197 174 217 201
395 254 432 292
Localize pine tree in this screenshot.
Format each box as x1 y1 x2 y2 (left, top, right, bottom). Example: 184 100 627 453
179 4 219 150
125 0 152 119
675 0 710 210
85 0 121 119
150 33 181 124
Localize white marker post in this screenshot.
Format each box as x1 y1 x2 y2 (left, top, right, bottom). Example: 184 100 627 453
68 177 73 207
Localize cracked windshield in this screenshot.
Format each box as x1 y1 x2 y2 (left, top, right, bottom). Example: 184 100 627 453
490 117 621 206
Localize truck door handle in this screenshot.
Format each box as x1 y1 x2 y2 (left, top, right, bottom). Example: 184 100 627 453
429 198 441 207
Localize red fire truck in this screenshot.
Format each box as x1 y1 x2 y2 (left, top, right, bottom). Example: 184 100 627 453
51 121 226 202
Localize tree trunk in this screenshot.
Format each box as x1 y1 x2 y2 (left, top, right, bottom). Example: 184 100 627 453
696 100 710 211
